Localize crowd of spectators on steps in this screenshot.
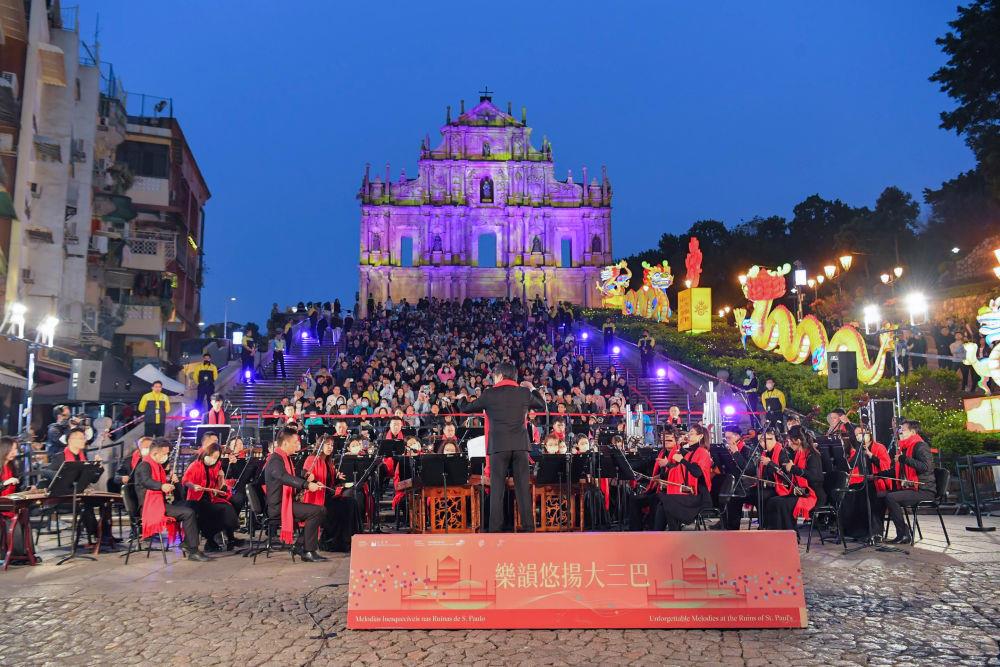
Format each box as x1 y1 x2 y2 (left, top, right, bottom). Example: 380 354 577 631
256 297 657 446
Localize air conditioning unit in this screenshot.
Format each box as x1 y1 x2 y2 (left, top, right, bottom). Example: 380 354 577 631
30 182 42 198
21 268 34 284
0 71 19 99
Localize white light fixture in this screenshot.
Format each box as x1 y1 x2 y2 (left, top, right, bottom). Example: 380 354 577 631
718 309 725 318
232 331 244 346
863 304 881 335
951 247 960 254
36 315 59 347
880 273 891 285
198 321 205 328
816 275 825 285
904 292 928 326
794 269 808 286
839 255 853 271
1 301 27 339
807 279 816 289
893 266 903 278
684 279 692 289
724 306 731 313
737 274 747 285
823 265 836 279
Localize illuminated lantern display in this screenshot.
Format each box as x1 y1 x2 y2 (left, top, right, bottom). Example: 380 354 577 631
963 298 1000 394
596 260 632 308
740 264 893 384
676 236 711 334
621 260 673 322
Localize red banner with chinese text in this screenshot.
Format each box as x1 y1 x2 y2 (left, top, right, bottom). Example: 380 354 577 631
347 532 807 629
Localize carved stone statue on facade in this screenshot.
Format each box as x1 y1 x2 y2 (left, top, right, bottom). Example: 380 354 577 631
531 235 543 253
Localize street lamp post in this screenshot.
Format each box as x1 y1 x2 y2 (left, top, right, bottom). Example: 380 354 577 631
223 296 236 340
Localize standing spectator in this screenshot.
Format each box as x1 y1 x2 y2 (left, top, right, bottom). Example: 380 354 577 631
45 405 71 457
910 329 927 369
241 330 257 384
138 381 171 437
742 369 760 418
272 332 287 379
951 332 973 392
935 326 953 370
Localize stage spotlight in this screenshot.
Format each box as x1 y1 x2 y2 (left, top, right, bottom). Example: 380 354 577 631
189 408 201 419
301 331 308 340
612 345 621 354
244 370 252 380
656 368 666 379
722 404 736 417
581 332 588 340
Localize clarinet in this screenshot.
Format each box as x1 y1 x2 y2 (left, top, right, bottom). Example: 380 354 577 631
165 426 183 504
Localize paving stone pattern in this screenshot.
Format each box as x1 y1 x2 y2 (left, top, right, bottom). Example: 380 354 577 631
0 515 998 666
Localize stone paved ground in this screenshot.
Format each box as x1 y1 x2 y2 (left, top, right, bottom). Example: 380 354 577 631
1 514 998 667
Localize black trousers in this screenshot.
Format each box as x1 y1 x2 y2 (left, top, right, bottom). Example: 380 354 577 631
165 503 200 550
284 331 293 353
628 492 658 530
655 492 710 531
321 496 357 550
271 502 326 552
187 497 239 541
764 495 798 530
724 495 747 530
144 421 165 438
885 489 934 534
640 352 653 376
241 355 254 381
603 332 614 354
273 351 286 378
196 383 214 410
489 450 533 532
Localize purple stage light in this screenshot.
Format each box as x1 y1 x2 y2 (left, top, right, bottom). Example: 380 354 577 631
189 408 201 419
244 370 252 379
612 345 621 354
723 404 736 417
581 332 588 340
301 331 309 340
656 368 667 378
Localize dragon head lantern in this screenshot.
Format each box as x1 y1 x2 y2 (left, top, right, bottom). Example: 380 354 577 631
641 260 673 292
597 260 632 305
743 264 790 302
978 298 1000 347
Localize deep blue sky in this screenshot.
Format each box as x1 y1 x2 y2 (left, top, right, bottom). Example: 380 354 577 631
78 2 974 326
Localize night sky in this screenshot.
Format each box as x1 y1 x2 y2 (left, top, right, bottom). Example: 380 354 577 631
77 1 974 325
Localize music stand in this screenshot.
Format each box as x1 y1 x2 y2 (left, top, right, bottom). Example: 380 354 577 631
535 454 574 529
51 461 103 565
195 424 231 449
607 445 638 529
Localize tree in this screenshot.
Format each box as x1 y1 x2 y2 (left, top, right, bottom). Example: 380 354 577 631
788 194 859 263
930 0 1000 197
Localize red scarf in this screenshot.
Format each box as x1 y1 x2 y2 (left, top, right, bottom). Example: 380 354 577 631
63 446 85 462
645 446 671 493
207 409 227 425
301 455 330 506
130 449 142 470
484 379 521 454
182 460 231 504
140 456 175 540
664 444 712 495
791 448 818 519
895 434 922 486
850 441 891 492
274 449 296 544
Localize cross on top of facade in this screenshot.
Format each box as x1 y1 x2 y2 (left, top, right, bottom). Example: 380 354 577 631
479 86 494 101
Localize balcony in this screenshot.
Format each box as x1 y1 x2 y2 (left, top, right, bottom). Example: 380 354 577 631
122 236 168 271
115 304 162 336
129 175 169 207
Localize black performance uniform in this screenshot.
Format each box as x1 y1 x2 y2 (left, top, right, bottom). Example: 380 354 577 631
133 460 200 551
262 454 325 552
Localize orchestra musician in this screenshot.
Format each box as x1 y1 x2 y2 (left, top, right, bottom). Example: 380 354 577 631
884 420 936 544
343 436 374 524
629 428 678 530
841 425 892 539
719 426 755 530
760 427 820 530
263 427 327 562
0 436 28 558
113 436 153 493
43 427 102 544
182 442 242 551
391 436 423 513
204 394 227 425
654 425 713 531
134 438 207 561
438 423 459 450
301 436 357 553
573 436 610 528
436 440 460 455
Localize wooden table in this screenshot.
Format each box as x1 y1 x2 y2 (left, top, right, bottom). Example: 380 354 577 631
397 475 484 534
0 490 121 569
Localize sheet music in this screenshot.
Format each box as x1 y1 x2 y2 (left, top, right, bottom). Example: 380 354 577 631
467 435 486 459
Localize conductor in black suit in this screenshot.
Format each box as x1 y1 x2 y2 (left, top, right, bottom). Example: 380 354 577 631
460 362 546 532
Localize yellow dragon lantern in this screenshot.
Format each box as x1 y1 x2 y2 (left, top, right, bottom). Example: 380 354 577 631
596 260 632 308
622 260 673 322
736 264 893 384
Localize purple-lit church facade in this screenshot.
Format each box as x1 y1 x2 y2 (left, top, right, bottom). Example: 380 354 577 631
357 93 612 314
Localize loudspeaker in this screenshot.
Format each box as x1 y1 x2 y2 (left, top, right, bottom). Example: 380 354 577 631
827 351 858 390
69 359 102 402
864 399 896 444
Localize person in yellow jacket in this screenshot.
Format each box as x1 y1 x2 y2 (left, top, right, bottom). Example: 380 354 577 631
760 378 787 431
193 353 218 411
138 380 171 437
